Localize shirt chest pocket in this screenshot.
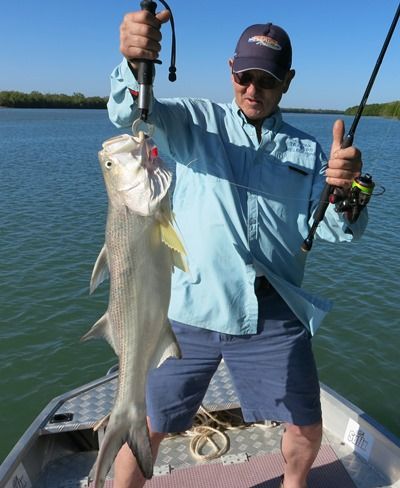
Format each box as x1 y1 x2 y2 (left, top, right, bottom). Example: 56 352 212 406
249 154 315 219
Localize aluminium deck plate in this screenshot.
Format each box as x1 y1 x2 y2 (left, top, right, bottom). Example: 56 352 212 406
35 361 396 488
42 361 239 434
34 418 393 488
34 443 358 488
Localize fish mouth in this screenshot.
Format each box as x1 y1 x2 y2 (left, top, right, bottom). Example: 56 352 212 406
118 167 171 202
118 180 145 193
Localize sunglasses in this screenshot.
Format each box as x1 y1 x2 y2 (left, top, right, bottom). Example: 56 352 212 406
232 70 282 90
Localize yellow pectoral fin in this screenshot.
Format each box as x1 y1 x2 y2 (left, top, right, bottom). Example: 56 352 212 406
160 221 189 272
160 220 186 254
171 249 189 273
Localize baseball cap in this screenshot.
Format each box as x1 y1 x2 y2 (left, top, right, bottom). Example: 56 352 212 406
232 23 292 81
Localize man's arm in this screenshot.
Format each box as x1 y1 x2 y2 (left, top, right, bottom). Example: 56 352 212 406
108 8 171 129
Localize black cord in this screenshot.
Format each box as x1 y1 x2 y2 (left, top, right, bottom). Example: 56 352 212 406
158 0 177 81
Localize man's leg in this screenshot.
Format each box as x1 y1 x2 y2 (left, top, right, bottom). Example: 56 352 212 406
220 287 322 488
281 421 323 488
113 420 165 488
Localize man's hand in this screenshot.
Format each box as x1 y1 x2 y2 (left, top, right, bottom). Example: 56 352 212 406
120 9 171 68
326 120 362 188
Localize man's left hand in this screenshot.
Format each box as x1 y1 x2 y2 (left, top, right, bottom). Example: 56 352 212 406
326 119 362 188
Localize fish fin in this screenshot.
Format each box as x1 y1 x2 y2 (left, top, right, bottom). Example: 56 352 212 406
80 313 119 355
159 221 189 273
160 220 185 254
171 249 189 273
90 245 109 294
94 412 153 486
152 321 182 369
127 424 153 480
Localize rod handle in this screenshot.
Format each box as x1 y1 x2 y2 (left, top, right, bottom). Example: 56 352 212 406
137 1 158 120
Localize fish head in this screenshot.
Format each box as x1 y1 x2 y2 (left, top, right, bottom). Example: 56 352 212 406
98 132 172 215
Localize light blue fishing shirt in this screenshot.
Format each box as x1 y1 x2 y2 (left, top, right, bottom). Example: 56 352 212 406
107 59 368 335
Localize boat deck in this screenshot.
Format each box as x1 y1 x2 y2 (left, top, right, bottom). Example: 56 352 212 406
2 362 399 488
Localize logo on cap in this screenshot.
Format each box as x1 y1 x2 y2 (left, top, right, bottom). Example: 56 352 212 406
248 35 282 51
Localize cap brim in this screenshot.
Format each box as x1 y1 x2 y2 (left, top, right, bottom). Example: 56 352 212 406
232 57 285 81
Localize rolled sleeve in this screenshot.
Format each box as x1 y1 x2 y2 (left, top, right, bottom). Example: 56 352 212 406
317 204 368 243
107 59 140 128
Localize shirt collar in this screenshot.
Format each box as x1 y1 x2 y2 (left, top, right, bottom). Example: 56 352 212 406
231 99 283 135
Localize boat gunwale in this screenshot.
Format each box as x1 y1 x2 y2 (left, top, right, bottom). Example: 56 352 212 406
322 383 400 449
0 372 118 486
1 370 399 487
321 383 400 485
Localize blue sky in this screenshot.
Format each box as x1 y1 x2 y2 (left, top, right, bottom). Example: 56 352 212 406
0 0 399 109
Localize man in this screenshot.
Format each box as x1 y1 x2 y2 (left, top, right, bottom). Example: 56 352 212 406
107 9 367 488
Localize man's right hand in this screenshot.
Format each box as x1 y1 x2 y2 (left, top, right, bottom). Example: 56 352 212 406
120 9 171 72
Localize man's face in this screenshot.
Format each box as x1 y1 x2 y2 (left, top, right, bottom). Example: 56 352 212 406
229 61 295 122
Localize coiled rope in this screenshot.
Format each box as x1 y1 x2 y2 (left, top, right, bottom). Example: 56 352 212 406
169 406 280 462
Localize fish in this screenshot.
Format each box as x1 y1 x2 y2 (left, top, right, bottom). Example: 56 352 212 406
81 130 187 487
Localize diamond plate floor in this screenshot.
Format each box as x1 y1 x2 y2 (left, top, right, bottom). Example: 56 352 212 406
43 361 239 435
147 445 356 488
33 422 393 488
33 362 396 488
82 445 355 488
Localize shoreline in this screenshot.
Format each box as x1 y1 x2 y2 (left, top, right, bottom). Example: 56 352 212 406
0 104 344 114
1 91 398 117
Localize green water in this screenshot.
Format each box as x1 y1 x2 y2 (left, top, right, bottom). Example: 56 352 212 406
0 109 399 463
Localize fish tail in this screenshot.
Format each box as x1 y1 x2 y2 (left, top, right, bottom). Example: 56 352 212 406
127 423 154 479
94 414 153 487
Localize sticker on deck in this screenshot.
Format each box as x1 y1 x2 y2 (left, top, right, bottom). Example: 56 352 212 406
344 417 374 461
4 463 32 488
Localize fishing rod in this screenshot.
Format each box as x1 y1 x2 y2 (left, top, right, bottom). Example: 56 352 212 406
301 2 400 253
136 0 177 121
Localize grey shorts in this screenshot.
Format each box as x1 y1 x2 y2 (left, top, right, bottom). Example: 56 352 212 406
146 287 321 432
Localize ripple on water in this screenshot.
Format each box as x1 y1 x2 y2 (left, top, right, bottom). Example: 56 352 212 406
1 110 399 463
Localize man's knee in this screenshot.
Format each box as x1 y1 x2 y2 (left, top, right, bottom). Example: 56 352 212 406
284 420 322 442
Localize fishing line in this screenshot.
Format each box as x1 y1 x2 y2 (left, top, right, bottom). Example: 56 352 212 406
180 157 387 203
218 178 387 202
137 1 392 208
378 99 400 148
354 100 399 199
301 2 400 252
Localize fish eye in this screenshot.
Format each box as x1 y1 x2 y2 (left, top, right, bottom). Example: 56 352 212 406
105 160 113 170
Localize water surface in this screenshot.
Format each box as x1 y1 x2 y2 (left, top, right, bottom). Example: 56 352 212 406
0 109 399 462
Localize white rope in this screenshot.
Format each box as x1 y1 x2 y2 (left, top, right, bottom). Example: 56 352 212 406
170 405 279 462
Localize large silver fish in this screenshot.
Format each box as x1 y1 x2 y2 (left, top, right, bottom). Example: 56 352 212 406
82 131 187 487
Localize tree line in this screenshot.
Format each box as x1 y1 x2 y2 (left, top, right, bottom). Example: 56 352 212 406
344 100 400 119
1 91 399 118
0 91 343 113
0 91 108 109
